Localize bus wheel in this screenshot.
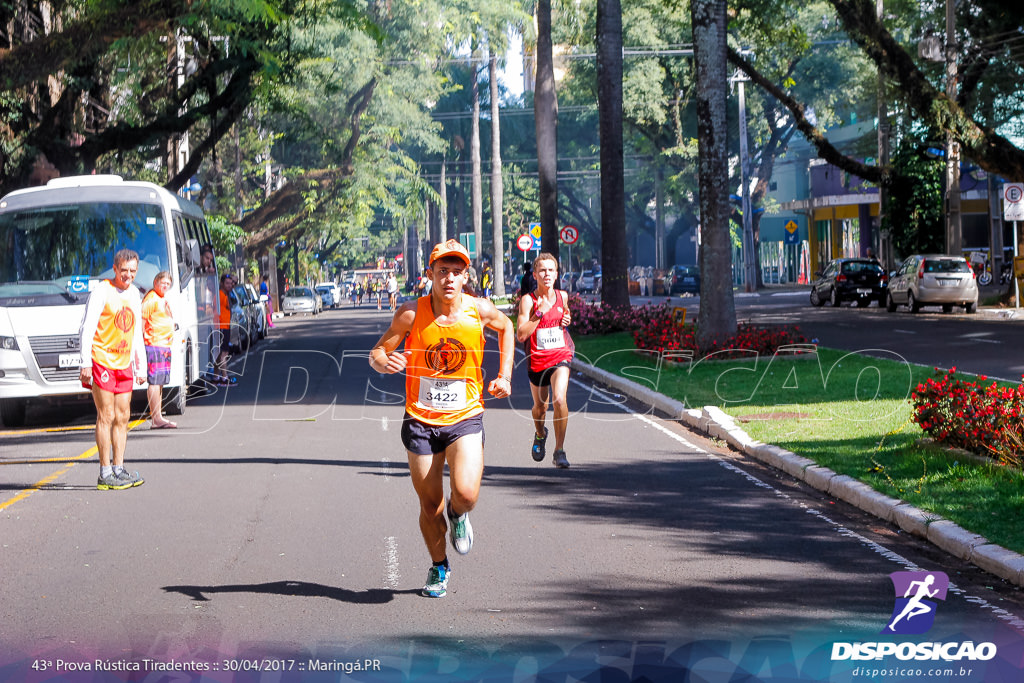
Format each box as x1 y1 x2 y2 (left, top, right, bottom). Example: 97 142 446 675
164 346 190 416
164 387 186 416
0 398 27 427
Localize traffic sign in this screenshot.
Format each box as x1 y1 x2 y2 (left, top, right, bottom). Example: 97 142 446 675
516 234 533 252
560 225 579 245
1004 183 1024 221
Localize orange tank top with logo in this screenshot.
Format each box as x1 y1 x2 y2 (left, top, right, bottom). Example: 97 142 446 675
142 290 175 347
404 296 485 426
91 280 138 370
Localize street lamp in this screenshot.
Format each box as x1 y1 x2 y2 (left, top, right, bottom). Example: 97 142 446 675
945 0 962 255
731 56 756 292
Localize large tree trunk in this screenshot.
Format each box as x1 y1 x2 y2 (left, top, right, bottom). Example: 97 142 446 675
535 0 560 256
692 0 737 349
471 69 483 269
596 0 629 309
489 52 507 297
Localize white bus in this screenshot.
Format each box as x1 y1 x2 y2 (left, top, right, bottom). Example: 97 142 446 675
0 175 218 427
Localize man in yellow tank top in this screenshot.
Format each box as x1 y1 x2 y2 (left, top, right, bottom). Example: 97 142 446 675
78 249 147 490
370 239 514 598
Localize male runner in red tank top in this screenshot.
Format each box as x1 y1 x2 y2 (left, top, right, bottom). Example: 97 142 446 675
370 239 514 598
517 253 573 468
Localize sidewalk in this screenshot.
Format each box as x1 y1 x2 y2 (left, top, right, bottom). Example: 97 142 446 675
571 356 1024 588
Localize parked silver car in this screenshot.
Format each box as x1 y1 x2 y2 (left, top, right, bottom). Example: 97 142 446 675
242 283 267 339
886 254 978 314
281 286 322 315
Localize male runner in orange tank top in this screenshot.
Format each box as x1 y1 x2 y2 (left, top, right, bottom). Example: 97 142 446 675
370 239 514 598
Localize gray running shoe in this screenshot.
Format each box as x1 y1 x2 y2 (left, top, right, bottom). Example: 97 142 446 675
422 564 450 598
531 427 548 462
97 472 133 490
114 468 145 488
553 449 570 469
447 501 473 555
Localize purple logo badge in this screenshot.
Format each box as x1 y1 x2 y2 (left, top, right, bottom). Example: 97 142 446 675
882 571 949 635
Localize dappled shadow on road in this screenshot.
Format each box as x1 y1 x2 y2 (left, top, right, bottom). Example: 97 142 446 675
480 452 893 638
162 579 416 604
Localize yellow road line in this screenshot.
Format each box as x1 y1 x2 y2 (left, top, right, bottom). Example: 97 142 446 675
0 418 147 512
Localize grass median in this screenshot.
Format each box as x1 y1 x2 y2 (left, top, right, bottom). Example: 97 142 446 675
574 331 1024 556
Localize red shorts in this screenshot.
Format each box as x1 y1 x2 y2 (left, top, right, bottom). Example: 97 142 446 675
89 362 135 394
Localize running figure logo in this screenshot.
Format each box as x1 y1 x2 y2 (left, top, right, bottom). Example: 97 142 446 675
882 570 949 635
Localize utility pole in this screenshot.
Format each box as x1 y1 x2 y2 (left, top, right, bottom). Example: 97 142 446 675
945 0 962 255
732 66 756 292
877 0 891 268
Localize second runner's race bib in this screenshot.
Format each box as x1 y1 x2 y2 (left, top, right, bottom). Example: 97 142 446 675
536 326 565 350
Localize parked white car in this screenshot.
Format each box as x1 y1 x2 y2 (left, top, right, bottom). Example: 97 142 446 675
886 254 979 314
316 282 342 308
281 287 322 316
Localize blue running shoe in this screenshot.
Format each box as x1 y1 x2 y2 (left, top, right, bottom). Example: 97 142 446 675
422 564 450 598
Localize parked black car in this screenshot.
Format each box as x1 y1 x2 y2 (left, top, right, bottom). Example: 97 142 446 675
668 264 701 294
809 258 888 307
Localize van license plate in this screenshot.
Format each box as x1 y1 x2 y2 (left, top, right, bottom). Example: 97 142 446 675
58 353 82 368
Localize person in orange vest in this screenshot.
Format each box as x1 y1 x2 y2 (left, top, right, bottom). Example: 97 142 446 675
78 249 148 490
142 271 177 429
369 239 514 598
213 273 237 385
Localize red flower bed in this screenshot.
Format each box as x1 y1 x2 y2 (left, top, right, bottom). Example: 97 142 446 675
911 367 1024 467
630 301 807 359
512 295 807 358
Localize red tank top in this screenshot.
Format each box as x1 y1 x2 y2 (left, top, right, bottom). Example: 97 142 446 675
528 290 574 372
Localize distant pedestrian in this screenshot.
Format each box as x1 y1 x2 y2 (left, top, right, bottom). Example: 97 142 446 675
518 262 536 297
260 274 275 328
142 271 177 429
214 273 237 385
386 271 399 311
517 252 573 468
78 249 147 490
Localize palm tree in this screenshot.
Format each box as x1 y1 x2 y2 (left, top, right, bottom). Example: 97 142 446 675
596 0 629 309
534 0 560 256
692 0 737 347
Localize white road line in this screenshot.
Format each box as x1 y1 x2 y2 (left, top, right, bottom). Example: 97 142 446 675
383 536 400 589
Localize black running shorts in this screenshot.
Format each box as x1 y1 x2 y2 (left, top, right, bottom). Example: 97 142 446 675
401 412 485 455
528 360 571 388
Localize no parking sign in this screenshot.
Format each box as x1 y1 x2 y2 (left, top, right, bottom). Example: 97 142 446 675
1004 183 1024 221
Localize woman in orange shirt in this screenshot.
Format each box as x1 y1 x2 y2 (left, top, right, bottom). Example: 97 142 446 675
142 271 177 428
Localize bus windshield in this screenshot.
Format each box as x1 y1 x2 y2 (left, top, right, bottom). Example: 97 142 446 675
0 201 169 306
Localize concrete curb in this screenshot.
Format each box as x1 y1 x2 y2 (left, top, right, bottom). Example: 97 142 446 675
570 357 1024 587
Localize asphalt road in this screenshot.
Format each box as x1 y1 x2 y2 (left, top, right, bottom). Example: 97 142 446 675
643 287 1024 381
2 302 1024 681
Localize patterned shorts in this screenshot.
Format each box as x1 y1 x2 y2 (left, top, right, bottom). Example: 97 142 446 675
146 345 172 385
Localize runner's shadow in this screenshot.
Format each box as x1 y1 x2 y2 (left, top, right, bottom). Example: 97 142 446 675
162 580 414 604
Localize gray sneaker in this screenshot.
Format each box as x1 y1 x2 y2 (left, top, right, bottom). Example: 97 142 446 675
553 449 570 469
531 427 548 462
97 472 133 490
114 468 145 488
447 500 473 555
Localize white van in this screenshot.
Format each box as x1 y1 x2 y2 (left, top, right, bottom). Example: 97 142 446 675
0 175 217 426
